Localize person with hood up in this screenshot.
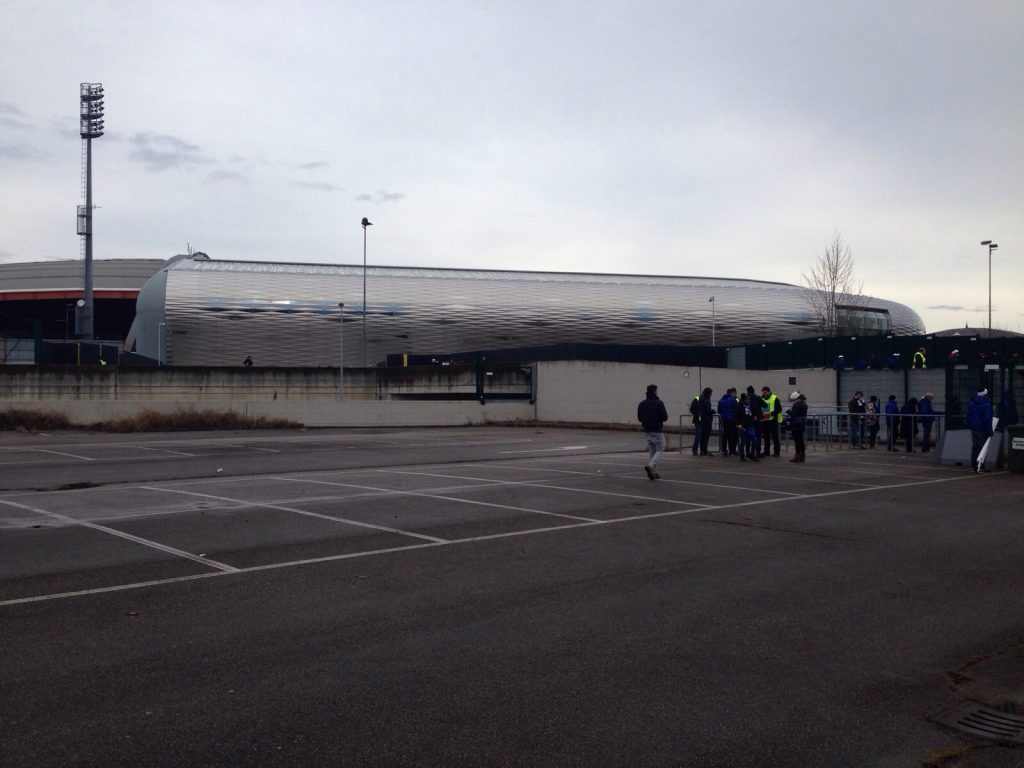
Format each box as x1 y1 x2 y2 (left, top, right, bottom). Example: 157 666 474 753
966 386 994 472
637 384 669 480
696 387 715 456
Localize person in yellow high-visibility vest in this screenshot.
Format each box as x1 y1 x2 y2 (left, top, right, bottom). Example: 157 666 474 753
760 386 783 457
912 347 927 369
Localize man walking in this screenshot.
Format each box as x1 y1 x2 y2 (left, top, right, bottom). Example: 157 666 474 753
638 384 669 480
966 386 994 472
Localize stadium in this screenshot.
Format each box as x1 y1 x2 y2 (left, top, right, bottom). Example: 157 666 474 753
0 254 927 367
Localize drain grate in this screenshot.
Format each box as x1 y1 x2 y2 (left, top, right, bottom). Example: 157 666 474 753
933 701 1024 745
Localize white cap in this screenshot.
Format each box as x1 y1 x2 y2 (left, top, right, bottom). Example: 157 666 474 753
789 391 801 401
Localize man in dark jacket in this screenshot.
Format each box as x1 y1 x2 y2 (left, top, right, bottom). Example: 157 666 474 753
746 386 765 456
788 391 808 462
638 384 669 480
848 391 866 449
918 393 936 453
697 387 715 456
966 386 994 472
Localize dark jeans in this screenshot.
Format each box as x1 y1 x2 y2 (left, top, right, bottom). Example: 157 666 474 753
792 426 805 456
699 421 712 455
722 420 738 455
849 415 864 447
868 424 879 447
762 421 780 456
692 423 701 455
921 421 933 452
970 430 990 468
886 417 899 450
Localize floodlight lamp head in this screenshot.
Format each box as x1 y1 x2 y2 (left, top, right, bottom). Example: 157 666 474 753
981 240 992 246
361 217 373 228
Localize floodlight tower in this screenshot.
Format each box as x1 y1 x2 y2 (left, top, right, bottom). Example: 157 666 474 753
77 83 105 340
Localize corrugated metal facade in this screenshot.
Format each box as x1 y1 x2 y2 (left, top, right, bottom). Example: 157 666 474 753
132 258 926 366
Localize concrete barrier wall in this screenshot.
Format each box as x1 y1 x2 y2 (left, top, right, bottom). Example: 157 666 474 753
0 362 838 428
534 361 837 428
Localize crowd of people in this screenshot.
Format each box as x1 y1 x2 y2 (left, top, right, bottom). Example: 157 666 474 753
638 384 808 478
637 383 1001 480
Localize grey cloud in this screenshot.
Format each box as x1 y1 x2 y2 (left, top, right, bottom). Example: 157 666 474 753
0 103 30 130
293 181 341 191
205 170 248 184
355 190 406 203
297 161 329 170
0 144 33 160
0 117 30 130
129 131 213 172
928 304 985 313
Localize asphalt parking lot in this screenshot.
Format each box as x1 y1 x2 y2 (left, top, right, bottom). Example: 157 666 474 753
1 425 1023 767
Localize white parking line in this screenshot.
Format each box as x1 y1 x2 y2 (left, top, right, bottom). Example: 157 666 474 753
268 475 600 523
0 471 985 608
142 486 449 543
0 498 236 572
377 468 712 508
29 449 95 461
458 462 802 497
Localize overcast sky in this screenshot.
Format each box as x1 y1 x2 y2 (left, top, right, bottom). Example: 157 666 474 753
1 1 1021 333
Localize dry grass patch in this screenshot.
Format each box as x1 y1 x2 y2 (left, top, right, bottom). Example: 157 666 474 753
0 409 72 431
0 408 299 432
92 409 300 432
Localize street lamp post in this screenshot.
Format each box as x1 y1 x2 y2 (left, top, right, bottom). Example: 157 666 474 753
981 240 998 334
709 296 716 346
361 217 372 367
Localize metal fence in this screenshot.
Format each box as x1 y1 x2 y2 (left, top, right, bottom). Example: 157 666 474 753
678 410 947 456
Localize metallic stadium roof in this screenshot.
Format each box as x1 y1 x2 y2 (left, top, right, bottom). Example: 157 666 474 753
126 255 926 366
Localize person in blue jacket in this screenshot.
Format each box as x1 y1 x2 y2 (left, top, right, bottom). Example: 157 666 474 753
717 387 739 457
918 393 936 453
884 395 901 451
900 397 918 453
966 386 994 472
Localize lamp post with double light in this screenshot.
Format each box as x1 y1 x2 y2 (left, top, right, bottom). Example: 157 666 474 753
981 240 998 333
709 296 716 346
361 217 372 366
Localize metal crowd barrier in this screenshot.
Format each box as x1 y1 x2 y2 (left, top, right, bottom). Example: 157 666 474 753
678 411 946 455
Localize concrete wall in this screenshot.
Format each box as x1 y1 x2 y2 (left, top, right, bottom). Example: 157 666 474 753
534 361 837 428
0 362 839 428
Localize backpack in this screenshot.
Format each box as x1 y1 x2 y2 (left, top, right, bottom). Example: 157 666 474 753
689 397 700 416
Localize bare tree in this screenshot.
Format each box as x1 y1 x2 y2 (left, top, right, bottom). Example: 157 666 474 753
802 231 867 336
